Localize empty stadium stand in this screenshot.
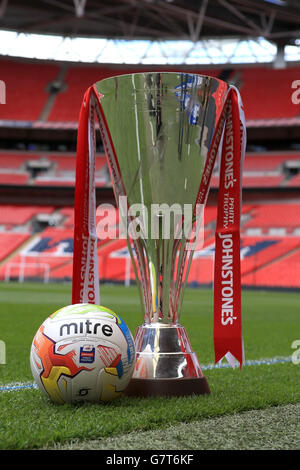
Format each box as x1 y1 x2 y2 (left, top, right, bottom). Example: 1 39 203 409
243 203 300 233
242 248 300 288
47 65 117 123
287 174 300 187
0 149 299 189
233 66 300 120
2 57 300 125
0 58 59 121
243 152 300 171
0 204 55 228
0 171 30 185
0 231 30 261
1 57 300 289
0 202 299 288
0 151 108 187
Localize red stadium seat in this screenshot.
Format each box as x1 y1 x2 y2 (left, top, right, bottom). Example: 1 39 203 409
0 232 30 262
0 205 55 226
0 172 30 184
242 248 300 288
0 59 59 121
287 174 300 187
210 173 284 188
1 58 300 125
241 236 300 276
244 152 300 171
239 67 300 120
243 203 300 230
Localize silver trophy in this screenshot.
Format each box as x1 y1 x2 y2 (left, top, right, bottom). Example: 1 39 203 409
96 72 228 397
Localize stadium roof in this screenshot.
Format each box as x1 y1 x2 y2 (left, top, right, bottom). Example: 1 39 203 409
1 0 300 44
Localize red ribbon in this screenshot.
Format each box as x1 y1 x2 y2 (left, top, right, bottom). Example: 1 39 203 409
72 87 100 305
191 86 245 368
214 88 245 368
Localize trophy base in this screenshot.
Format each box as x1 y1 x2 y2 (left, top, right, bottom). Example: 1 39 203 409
125 322 210 397
125 376 210 398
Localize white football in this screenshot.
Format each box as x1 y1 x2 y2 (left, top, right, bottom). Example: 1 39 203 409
30 303 135 404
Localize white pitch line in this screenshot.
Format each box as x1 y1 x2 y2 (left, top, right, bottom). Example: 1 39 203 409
0 355 294 393
202 355 293 370
0 382 38 392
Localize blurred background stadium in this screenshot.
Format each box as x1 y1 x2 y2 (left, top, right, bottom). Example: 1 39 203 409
0 0 300 290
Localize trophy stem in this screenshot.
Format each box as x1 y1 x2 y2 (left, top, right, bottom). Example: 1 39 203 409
125 323 210 397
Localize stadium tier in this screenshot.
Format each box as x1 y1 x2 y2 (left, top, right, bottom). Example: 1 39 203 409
0 151 108 186
46 65 220 123
287 173 300 187
0 203 299 288
0 152 38 169
0 231 30 261
242 249 300 288
0 58 59 121
0 151 106 171
0 150 299 188
1 58 300 124
234 66 300 120
0 172 30 184
0 204 55 227
240 236 300 276
243 152 300 171
210 173 284 188
0 58 300 289
243 203 300 232
47 65 123 123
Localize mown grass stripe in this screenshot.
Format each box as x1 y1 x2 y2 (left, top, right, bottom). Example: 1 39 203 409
44 403 300 450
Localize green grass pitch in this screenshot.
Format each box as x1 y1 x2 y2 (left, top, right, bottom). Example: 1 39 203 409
0 281 299 450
